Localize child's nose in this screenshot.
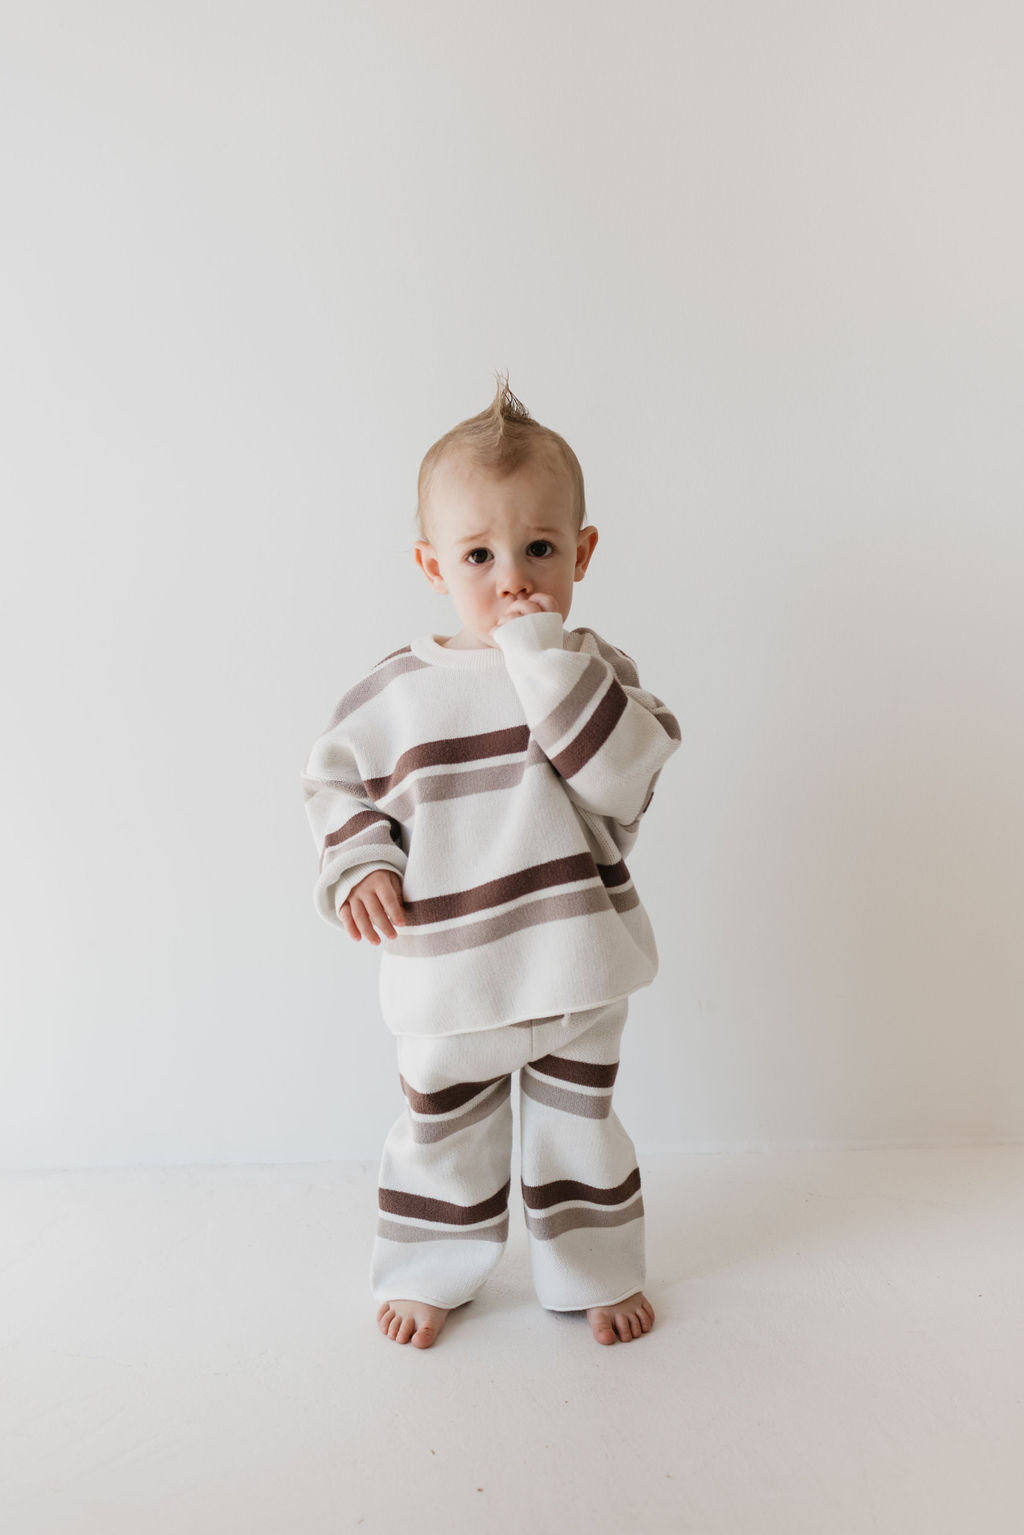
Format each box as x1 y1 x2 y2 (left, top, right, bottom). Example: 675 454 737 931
497 560 531 596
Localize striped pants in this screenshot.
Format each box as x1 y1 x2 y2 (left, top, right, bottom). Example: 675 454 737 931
369 996 646 1312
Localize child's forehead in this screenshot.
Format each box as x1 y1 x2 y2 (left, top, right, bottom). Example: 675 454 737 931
432 446 571 521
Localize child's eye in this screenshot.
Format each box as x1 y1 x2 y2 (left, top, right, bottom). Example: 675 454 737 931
464 542 554 565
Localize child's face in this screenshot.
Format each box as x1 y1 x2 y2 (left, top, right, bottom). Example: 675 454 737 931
414 448 599 649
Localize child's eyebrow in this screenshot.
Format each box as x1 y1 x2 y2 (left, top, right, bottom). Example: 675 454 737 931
455 527 562 546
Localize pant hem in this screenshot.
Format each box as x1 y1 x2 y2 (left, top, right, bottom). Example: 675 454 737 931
540 1283 647 1312
373 1292 476 1310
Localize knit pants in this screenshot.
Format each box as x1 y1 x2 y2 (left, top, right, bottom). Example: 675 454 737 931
369 996 646 1312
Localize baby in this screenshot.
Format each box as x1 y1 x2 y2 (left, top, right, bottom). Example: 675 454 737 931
301 375 680 1348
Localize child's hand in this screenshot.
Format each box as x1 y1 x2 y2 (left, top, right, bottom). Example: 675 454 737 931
338 869 408 944
492 593 560 631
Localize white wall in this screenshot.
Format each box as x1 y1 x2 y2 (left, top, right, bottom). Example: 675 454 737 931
2 0 1022 1168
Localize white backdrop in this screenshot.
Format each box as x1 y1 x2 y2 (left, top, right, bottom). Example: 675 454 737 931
2 1 1022 1168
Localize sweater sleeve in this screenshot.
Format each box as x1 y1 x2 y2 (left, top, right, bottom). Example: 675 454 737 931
492 610 681 826
300 720 408 930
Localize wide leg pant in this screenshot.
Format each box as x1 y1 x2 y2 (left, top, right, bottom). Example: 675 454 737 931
369 996 646 1312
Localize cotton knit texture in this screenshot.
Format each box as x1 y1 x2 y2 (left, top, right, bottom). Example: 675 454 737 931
300 609 681 1037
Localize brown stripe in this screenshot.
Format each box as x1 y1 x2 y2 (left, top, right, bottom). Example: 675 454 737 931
407 1078 512 1144
400 854 630 929
366 726 530 799
525 1196 644 1241
323 809 401 853
399 1072 510 1115
597 857 630 888
521 1165 641 1211
526 1055 619 1089
578 626 641 687
404 853 594 926
379 1177 511 1226
536 657 606 749
386 884 613 958
551 678 629 780
380 739 547 820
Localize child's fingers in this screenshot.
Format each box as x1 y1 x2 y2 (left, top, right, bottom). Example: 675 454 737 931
338 901 362 941
348 897 381 944
364 892 400 941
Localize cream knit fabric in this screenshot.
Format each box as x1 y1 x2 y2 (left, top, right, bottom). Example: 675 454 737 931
300 609 681 1037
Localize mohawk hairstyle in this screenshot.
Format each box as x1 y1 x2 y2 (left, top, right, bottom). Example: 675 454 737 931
415 370 586 542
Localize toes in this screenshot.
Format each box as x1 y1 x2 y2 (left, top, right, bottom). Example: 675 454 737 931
411 1323 437 1349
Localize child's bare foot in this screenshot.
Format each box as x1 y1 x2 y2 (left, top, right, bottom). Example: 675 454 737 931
585 1290 655 1344
377 1298 450 1348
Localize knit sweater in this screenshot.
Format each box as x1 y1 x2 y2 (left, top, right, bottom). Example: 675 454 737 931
300 609 681 1038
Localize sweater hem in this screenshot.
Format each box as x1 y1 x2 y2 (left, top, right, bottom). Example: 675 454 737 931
383 989 637 1039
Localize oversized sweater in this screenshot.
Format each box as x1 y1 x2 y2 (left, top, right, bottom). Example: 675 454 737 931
300 609 681 1037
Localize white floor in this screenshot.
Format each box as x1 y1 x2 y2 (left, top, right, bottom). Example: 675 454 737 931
2 1146 1023 1534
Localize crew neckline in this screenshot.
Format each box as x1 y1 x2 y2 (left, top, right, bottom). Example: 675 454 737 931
410 634 506 668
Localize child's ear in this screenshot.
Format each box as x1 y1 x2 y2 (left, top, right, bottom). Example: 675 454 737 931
414 539 448 593
574 525 599 581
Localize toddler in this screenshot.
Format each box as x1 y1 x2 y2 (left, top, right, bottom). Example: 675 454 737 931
301 376 680 1348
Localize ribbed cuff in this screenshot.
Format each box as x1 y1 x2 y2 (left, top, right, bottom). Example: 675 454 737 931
492 610 565 654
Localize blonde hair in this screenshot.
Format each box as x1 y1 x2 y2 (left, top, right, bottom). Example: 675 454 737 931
415 371 586 543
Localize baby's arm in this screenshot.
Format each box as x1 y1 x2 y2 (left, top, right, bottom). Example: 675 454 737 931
492 599 681 827
300 720 408 933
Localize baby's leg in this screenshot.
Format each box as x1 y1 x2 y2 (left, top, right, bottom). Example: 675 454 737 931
519 998 655 1342
370 1028 521 1343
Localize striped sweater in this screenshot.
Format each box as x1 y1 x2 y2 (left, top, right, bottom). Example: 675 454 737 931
300 609 681 1038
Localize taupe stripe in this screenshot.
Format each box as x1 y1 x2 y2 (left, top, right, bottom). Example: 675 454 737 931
536 657 607 751
376 1213 509 1244
366 726 530 799
399 1072 509 1116
322 809 401 854
527 1054 620 1089
551 678 629 780
373 644 414 667
325 649 426 730
379 739 548 821
387 884 615 958
578 626 641 687
520 1072 613 1119
521 1166 642 1210
405 1078 512 1144
379 1176 511 1226
659 708 682 742
525 1195 644 1241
